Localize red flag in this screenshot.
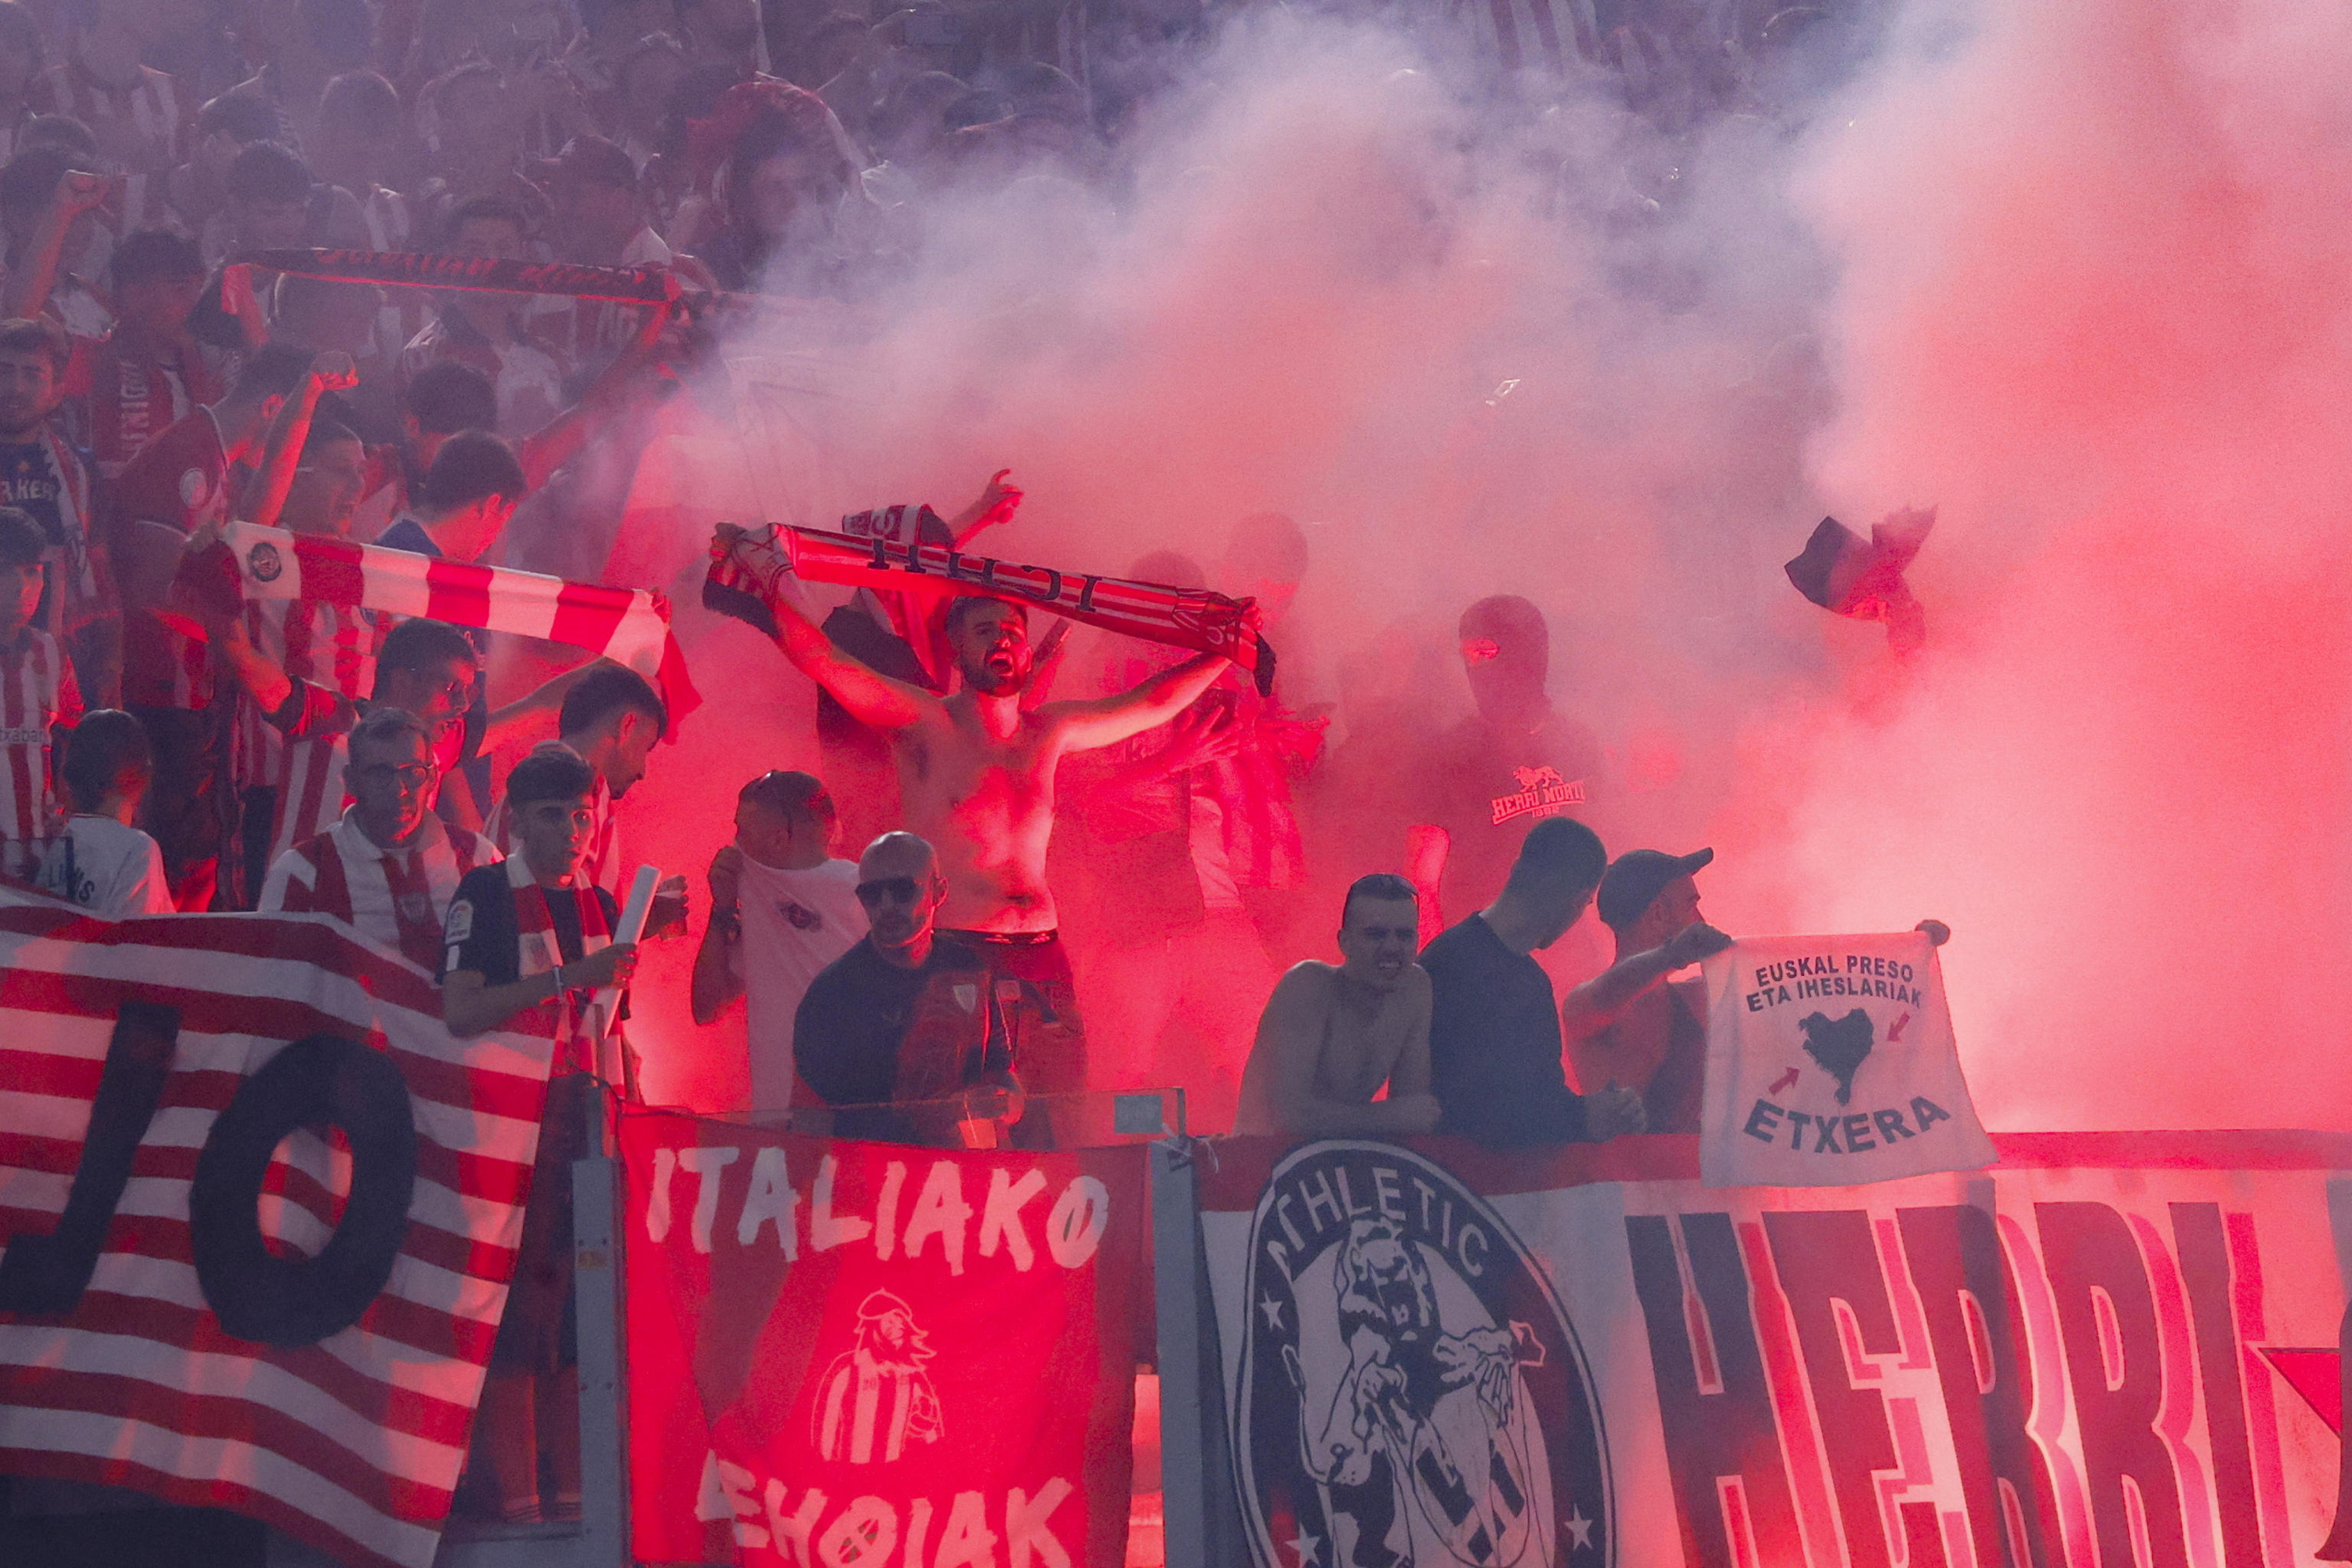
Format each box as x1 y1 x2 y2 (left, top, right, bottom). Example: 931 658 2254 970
620 1110 1150 1566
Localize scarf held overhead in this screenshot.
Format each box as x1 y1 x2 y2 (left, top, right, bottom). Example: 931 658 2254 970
705 518 1276 694
223 522 700 731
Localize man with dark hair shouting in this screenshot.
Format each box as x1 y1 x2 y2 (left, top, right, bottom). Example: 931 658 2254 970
714 525 1244 1099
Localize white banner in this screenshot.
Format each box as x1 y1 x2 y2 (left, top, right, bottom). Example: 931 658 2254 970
1200 1132 2352 1568
1698 931 1994 1187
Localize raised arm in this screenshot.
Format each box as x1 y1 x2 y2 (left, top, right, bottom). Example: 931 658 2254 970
1559 922 1732 1040
3 171 108 322
240 353 358 530
713 524 938 731
945 468 1022 548
1050 651 1232 753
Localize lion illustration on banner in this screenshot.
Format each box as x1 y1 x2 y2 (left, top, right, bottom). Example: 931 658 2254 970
811 1290 944 1465
1236 1143 1611 1568
1287 1217 1554 1567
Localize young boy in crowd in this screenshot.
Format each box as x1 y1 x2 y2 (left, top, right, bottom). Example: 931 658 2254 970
35 707 170 914
439 745 637 1525
0 504 78 879
691 769 865 1111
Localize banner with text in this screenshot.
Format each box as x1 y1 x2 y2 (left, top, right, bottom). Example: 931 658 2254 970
1200 1132 2352 1568
1699 932 1994 1187
621 1110 1152 1567
0 889 554 1568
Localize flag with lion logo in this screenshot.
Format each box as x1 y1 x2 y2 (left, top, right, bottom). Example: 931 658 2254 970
1697 932 1994 1187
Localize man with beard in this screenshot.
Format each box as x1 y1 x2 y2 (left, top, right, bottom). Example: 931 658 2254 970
1565 847 1948 1133
259 704 501 968
1405 595 1606 948
107 341 314 906
1235 873 1438 1138
718 526 1242 1100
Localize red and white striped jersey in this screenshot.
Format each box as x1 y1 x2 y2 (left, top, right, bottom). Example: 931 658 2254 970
259 808 499 971
0 626 83 877
63 333 224 479
111 407 227 710
484 740 619 897
27 57 194 176
236 597 392 860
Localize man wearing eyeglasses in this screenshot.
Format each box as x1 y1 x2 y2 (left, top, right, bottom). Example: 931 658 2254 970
793 831 1020 1145
215 615 485 885
259 704 503 969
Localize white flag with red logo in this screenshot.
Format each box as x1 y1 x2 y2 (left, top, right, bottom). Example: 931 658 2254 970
1699 931 1995 1187
0 885 557 1568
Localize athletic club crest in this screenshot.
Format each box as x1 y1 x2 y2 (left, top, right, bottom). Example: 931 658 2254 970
1234 1143 1611 1568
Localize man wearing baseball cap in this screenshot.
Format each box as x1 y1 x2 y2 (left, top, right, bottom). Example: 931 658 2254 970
1562 848 1733 1134
1566 849 1953 1133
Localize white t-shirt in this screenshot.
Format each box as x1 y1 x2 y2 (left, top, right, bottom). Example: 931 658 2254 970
735 856 866 1110
35 817 173 916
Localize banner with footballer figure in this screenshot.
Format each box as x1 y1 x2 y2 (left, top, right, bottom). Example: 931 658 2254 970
1200 1132 2352 1568
619 1110 1152 1567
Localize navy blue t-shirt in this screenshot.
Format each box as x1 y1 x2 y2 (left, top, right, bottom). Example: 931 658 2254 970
1421 913 1592 1146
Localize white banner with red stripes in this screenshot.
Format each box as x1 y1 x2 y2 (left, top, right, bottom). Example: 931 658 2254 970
223 521 701 730
0 885 558 1568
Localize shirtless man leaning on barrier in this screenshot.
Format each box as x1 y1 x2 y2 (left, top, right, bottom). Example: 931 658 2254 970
713 523 1243 1101
1235 873 1440 1138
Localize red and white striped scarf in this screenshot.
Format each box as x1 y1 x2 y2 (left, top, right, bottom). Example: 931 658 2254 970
223 521 699 731
506 853 612 1073
263 808 496 971
0 627 81 874
237 597 393 857
706 519 1276 695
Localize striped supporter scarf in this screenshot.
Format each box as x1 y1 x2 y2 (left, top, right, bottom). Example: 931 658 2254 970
706 516 1276 695
506 854 613 1074
220 522 700 731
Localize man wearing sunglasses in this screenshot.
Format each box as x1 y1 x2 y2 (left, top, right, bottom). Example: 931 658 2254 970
258 703 502 970
719 520 1246 1104
793 831 1019 1145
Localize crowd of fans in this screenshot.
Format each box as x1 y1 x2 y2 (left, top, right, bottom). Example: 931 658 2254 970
0 0 1885 1533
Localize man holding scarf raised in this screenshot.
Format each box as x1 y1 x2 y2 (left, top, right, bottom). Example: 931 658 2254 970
713 524 1247 1104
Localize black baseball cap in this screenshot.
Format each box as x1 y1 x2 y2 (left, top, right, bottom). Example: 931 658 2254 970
1596 847 1713 929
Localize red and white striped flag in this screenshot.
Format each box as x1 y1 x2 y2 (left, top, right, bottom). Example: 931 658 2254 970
223 522 702 733
0 885 561 1568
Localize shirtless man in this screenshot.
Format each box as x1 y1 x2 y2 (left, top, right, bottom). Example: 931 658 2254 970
1562 849 1733 1135
1235 873 1439 1138
713 521 1241 1097
1565 846 1950 1133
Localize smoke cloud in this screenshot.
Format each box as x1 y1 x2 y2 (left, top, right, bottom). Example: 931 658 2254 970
611 0 2351 1131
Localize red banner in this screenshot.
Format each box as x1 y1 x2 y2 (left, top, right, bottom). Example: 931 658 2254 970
620 1110 1152 1566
